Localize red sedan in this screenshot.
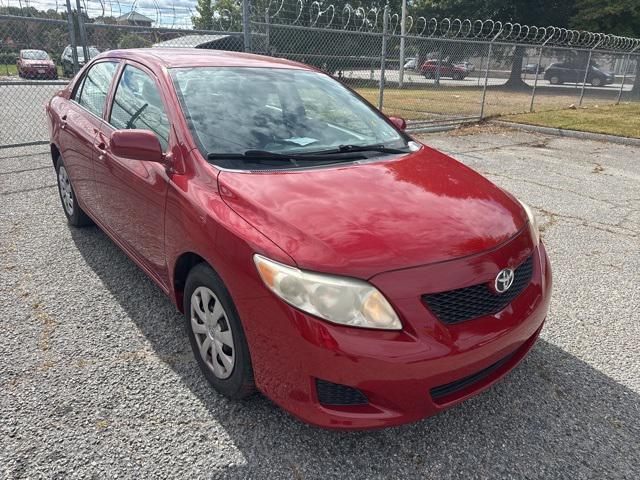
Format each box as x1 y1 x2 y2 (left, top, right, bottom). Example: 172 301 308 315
17 49 57 79
46 49 551 430
421 60 468 80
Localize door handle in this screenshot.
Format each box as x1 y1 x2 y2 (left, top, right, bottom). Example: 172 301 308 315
96 141 107 161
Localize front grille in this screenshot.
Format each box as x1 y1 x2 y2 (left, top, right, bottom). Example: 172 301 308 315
422 254 534 325
430 350 517 401
316 379 368 406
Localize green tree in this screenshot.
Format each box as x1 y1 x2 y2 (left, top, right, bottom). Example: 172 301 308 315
570 0 639 36
570 0 640 95
193 0 215 30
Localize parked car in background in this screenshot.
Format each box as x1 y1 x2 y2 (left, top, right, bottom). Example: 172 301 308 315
421 60 467 80
543 62 614 86
47 48 551 430
403 58 417 70
522 63 544 74
17 49 57 79
60 45 100 77
454 61 475 72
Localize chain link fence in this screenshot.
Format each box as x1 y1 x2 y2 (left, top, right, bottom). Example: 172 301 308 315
1 0 639 148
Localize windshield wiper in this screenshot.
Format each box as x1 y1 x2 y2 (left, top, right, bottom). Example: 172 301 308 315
306 144 409 155
207 145 407 161
207 150 353 167
207 150 324 161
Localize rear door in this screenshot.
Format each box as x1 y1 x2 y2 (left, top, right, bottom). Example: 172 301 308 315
57 60 118 214
94 62 172 285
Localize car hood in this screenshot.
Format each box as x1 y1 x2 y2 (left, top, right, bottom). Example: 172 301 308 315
218 145 527 279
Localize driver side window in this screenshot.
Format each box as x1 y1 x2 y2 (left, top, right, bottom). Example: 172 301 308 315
109 65 170 151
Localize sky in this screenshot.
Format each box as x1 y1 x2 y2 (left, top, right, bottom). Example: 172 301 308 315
2 0 201 27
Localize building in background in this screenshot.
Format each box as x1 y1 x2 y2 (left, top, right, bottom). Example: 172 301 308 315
116 11 154 27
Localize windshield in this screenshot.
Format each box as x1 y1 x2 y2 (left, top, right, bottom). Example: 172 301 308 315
22 50 49 60
170 67 407 167
65 46 100 60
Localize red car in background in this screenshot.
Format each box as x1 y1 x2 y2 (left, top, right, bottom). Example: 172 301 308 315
46 48 551 430
421 60 468 80
17 49 57 79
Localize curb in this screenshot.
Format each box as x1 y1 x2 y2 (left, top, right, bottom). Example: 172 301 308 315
491 120 640 147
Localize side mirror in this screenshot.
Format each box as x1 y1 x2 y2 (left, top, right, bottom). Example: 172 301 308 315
110 129 163 163
388 116 407 132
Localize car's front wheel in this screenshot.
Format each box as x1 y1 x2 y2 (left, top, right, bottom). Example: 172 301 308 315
591 77 602 87
549 75 561 85
55 156 93 227
184 263 255 399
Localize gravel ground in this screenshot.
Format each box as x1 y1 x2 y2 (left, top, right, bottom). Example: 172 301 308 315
1 127 639 479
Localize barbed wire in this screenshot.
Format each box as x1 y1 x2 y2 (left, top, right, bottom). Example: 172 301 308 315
260 0 640 52
2 0 639 51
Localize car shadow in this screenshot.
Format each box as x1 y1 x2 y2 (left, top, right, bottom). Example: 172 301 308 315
70 226 640 479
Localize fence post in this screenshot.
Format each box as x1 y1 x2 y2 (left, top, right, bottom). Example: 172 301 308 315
242 0 252 53
617 45 639 104
530 36 552 112
74 0 89 62
264 9 270 55
64 0 79 73
378 5 389 110
480 30 502 119
579 39 603 106
398 0 407 88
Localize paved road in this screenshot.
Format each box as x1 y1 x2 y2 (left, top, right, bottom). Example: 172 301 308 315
1 128 639 478
342 68 636 91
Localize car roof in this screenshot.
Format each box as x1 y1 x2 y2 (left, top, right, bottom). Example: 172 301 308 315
96 48 312 71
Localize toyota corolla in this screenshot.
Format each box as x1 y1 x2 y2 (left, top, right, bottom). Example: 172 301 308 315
46 48 551 430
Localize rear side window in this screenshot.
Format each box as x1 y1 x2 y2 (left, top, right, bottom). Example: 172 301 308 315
109 65 170 151
75 61 118 117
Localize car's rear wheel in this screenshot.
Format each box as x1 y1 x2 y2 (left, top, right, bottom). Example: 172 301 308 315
549 75 561 85
55 156 93 227
184 263 255 399
591 77 602 87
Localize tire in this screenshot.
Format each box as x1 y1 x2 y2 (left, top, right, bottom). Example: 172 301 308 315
549 75 561 85
591 77 602 87
184 263 255 400
453 73 463 80
55 155 93 227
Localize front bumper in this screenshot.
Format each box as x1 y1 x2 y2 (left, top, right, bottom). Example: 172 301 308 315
20 66 57 78
237 236 552 430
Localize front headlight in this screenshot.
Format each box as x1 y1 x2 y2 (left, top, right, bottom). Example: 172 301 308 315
253 254 402 330
518 200 540 246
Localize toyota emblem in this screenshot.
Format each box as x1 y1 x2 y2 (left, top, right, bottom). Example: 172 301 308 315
495 268 515 293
